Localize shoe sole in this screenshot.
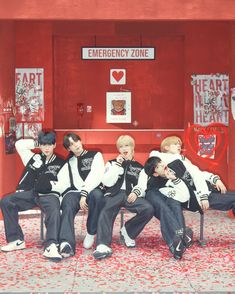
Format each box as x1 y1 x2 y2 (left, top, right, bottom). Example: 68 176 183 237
1 246 26 252
61 253 74 258
120 233 136 248
173 254 183 260
43 256 62 262
93 251 112 260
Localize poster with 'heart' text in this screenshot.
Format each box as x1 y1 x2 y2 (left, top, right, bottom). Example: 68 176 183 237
191 74 229 126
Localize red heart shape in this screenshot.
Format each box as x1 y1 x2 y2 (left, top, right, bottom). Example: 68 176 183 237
112 71 124 82
185 123 228 165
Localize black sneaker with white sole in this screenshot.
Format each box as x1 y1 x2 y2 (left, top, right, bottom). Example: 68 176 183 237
183 227 194 248
60 242 74 258
172 234 186 260
93 250 113 260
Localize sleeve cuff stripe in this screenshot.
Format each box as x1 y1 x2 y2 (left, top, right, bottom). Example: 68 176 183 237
132 189 141 196
172 179 181 184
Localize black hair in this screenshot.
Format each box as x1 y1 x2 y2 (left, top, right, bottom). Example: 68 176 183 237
38 131 56 145
144 156 162 176
63 133 81 149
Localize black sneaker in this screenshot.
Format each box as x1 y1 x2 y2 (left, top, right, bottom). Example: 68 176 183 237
93 250 112 260
93 244 113 260
183 227 194 248
172 234 185 260
60 242 74 258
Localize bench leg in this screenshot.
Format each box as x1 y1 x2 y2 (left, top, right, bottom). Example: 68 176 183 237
198 212 206 246
40 212 44 241
120 210 124 229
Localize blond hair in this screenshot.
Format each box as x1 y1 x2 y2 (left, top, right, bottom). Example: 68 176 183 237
160 136 182 152
116 135 135 150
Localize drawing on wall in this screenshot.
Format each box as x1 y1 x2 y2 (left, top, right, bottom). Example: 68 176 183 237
106 92 131 123
16 123 23 139
5 132 16 154
110 69 126 85
191 74 229 126
24 123 42 139
197 134 216 159
15 68 44 122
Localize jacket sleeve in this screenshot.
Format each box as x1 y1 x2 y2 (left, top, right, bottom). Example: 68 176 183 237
131 169 148 197
80 152 105 195
15 139 37 166
102 160 124 187
201 171 220 185
182 158 210 201
50 163 72 195
150 150 211 201
159 178 190 203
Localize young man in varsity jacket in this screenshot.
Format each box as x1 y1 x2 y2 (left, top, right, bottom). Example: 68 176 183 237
37 133 105 258
0 131 65 262
151 136 235 219
136 156 195 260
93 135 154 260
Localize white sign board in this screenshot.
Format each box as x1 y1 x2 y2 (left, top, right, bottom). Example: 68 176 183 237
82 47 155 60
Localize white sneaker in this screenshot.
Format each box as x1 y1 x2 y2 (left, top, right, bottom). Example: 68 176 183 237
83 233 95 249
120 226 136 248
93 244 113 260
43 243 62 262
60 242 74 258
1 240 26 252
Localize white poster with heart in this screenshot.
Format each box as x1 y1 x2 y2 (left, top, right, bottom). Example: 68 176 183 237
110 69 126 85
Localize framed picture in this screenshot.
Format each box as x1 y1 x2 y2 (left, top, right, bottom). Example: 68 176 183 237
15 68 44 122
110 69 126 85
106 92 131 123
5 132 16 154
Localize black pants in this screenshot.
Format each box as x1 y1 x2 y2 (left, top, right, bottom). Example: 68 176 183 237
0 190 61 249
96 190 154 247
146 190 185 246
35 195 61 249
0 190 37 242
209 191 235 213
59 188 105 252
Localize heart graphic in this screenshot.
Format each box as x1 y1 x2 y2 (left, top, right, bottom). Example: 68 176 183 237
112 71 124 82
185 123 228 164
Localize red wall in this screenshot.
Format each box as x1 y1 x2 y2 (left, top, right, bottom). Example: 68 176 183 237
183 22 229 181
1 0 235 20
0 21 16 195
53 33 184 129
0 20 233 201
14 22 54 180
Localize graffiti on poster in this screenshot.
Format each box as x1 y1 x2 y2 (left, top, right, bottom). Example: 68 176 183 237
24 123 42 139
197 134 216 159
15 68 44 122
191 74 229 126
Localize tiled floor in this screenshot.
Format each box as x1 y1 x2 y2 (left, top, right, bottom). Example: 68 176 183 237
0 210 234 293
